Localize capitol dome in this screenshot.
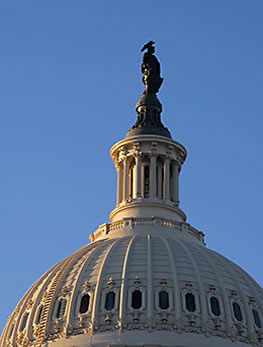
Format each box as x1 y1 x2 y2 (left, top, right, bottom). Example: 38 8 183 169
1 42 263 347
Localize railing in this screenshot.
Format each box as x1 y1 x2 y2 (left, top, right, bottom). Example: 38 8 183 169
90 217 205 245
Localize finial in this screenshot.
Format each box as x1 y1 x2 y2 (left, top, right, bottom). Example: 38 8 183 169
140 41 164 95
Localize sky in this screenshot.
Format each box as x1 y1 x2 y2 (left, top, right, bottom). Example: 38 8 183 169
0 0 263 334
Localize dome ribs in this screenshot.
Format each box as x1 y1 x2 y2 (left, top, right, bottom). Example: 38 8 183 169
3 258 61 346
232 261 263 318
65 240 110 332
162 237 181 322
194 243 232 335
146 234 154 329
210 250 253 341
175 239 208 328
36 243 97 343
90 238 123 334
118 236 136 331
36 254 77 342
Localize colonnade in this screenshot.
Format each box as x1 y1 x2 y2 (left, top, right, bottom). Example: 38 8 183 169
116 154 179 206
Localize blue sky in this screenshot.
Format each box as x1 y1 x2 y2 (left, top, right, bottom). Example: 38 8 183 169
0 1 263 333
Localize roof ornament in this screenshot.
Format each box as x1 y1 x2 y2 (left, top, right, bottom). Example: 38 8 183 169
126 41 171 138
141 40 164 95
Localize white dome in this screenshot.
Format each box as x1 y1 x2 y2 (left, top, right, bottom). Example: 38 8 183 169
2 43 263 347
1 218 263 347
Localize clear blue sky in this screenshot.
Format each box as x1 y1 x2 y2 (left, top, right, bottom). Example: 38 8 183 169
1 0 263 333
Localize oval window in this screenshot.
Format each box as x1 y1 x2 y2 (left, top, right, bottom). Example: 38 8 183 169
233 302 243 322
105 291 115 311
159 290 169 310
132 290 142 309
35 305 43 325
79 294 90 314
20 312 29 331
252 308 262 328
185 293 196 312
210 296 220 316
56 299 67 319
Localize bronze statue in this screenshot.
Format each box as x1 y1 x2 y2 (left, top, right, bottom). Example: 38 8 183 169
126 41 171 138
141 41 164 95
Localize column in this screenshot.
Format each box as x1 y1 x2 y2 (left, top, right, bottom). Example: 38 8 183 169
123 157 129 201
134 154 142 198
163 157 170 201
172 161 179 205
117 162 123 205
129 163 134 199
157 163 162 199
150 155 157 198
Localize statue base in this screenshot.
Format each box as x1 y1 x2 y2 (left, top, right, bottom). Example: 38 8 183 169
126 93 172 139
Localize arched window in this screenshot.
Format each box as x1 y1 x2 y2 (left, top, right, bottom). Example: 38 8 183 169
35 305 43 325
144 165 150 198
232 302 243 321
20 312 29 331
105 291 115 311
56 299 67 319
210 296 220 316
159 290 169 310
132 290 142 309
79 294 90 314
252 308 262 328
185 293 196 312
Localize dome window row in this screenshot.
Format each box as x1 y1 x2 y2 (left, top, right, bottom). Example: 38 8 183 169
16 289 262 334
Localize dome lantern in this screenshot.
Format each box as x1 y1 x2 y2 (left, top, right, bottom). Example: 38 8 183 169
110 41 187 224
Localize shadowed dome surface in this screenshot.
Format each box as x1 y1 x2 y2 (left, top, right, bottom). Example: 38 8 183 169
1 219 263 346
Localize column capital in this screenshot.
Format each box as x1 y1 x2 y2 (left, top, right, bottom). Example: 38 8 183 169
163 155 172 162
133 142 141 152
134 151 143 158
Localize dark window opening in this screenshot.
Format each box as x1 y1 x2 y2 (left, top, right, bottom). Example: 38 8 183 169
20 312 29 331
159 290 169 310
80 294 90 314
132 290 142 309
130 167 133 198
185 293 196 312
105 291 115 311
36 305 43 325
233 302 243 322
253 308 262 328
56 299 67 319
144 165 150 198
210 296 220 316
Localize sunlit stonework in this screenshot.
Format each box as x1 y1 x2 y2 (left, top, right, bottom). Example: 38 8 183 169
1 42 262 347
